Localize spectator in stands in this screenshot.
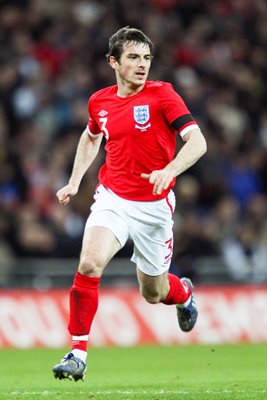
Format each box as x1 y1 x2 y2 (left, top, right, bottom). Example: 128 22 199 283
222 219 267 283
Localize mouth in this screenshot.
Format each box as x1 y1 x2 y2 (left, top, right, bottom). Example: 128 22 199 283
135 71 146 79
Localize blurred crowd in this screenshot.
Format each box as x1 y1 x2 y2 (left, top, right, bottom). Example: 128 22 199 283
1 0 267 283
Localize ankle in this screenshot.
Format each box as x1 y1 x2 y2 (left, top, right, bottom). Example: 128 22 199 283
71 349 87 363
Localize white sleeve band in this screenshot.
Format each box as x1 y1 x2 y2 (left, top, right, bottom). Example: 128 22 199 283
86 125 102 138
180 124 201 138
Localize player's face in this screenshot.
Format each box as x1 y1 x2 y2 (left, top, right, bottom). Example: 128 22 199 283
116 42 152 89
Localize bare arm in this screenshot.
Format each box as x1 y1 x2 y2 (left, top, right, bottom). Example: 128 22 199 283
56 129 103 205
141 128 207 195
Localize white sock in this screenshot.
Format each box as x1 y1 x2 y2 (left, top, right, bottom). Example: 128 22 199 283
71 349 87 362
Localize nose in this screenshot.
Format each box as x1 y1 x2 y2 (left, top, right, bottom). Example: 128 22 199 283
138 57 146 67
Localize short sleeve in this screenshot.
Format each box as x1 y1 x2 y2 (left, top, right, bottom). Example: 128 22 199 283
87 97 101 135
158 82 191 124
158 82 199 136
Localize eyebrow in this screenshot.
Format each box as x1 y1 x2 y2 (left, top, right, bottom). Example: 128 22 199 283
127 53 152 57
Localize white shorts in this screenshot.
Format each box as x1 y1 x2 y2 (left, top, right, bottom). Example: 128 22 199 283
85 184 176 276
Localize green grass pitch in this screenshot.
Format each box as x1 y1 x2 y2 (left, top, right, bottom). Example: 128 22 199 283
0 344 266 400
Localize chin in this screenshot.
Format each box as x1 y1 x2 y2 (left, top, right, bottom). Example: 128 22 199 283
135 79 146 86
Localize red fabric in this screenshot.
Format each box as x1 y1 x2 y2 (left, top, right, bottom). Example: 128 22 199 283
68 272 100 336
87 81 197 201
72 339 87 352
162 273 191 305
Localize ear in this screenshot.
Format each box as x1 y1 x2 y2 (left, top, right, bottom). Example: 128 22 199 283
109 56 119 70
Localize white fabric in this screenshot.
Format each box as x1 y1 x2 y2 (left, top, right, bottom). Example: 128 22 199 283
86 124 101 138
85 184 175 276
180 124 200 138
72 335 89 341
71 349 87 362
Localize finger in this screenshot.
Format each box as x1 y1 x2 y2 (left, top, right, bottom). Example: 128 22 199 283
57 190 69 204
60 196 70 206
56 189 65 200
57 193 65 202
153 183 163 195
154 176 170 195
149 173 158 184
141 173 150 180
152 180 162 195
163 178 172 190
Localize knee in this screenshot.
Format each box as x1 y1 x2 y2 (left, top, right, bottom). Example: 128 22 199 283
78 254 105 276
140 286 162 304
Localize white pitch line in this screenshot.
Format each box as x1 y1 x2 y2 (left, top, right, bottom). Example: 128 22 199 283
1 389 267 396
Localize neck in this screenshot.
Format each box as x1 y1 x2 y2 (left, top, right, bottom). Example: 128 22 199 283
116 78 145 98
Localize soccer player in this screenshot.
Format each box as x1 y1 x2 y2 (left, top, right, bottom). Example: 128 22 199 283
53 27 207 381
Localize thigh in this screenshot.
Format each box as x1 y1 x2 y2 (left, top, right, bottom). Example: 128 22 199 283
85 184 130 248
79 226 122 275
130 191 175 276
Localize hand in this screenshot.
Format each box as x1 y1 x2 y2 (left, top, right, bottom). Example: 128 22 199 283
141 167 175 195
56 184 78 206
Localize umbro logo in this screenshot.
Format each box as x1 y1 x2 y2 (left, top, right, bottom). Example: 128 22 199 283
182 282 190 294
98 110 108 117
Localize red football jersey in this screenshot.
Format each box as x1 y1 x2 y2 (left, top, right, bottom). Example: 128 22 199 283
87 80 198 201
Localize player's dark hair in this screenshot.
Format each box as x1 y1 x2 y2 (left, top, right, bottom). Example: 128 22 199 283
106 26 154 63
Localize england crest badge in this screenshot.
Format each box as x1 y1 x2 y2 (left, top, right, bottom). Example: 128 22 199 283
134 105 151 130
